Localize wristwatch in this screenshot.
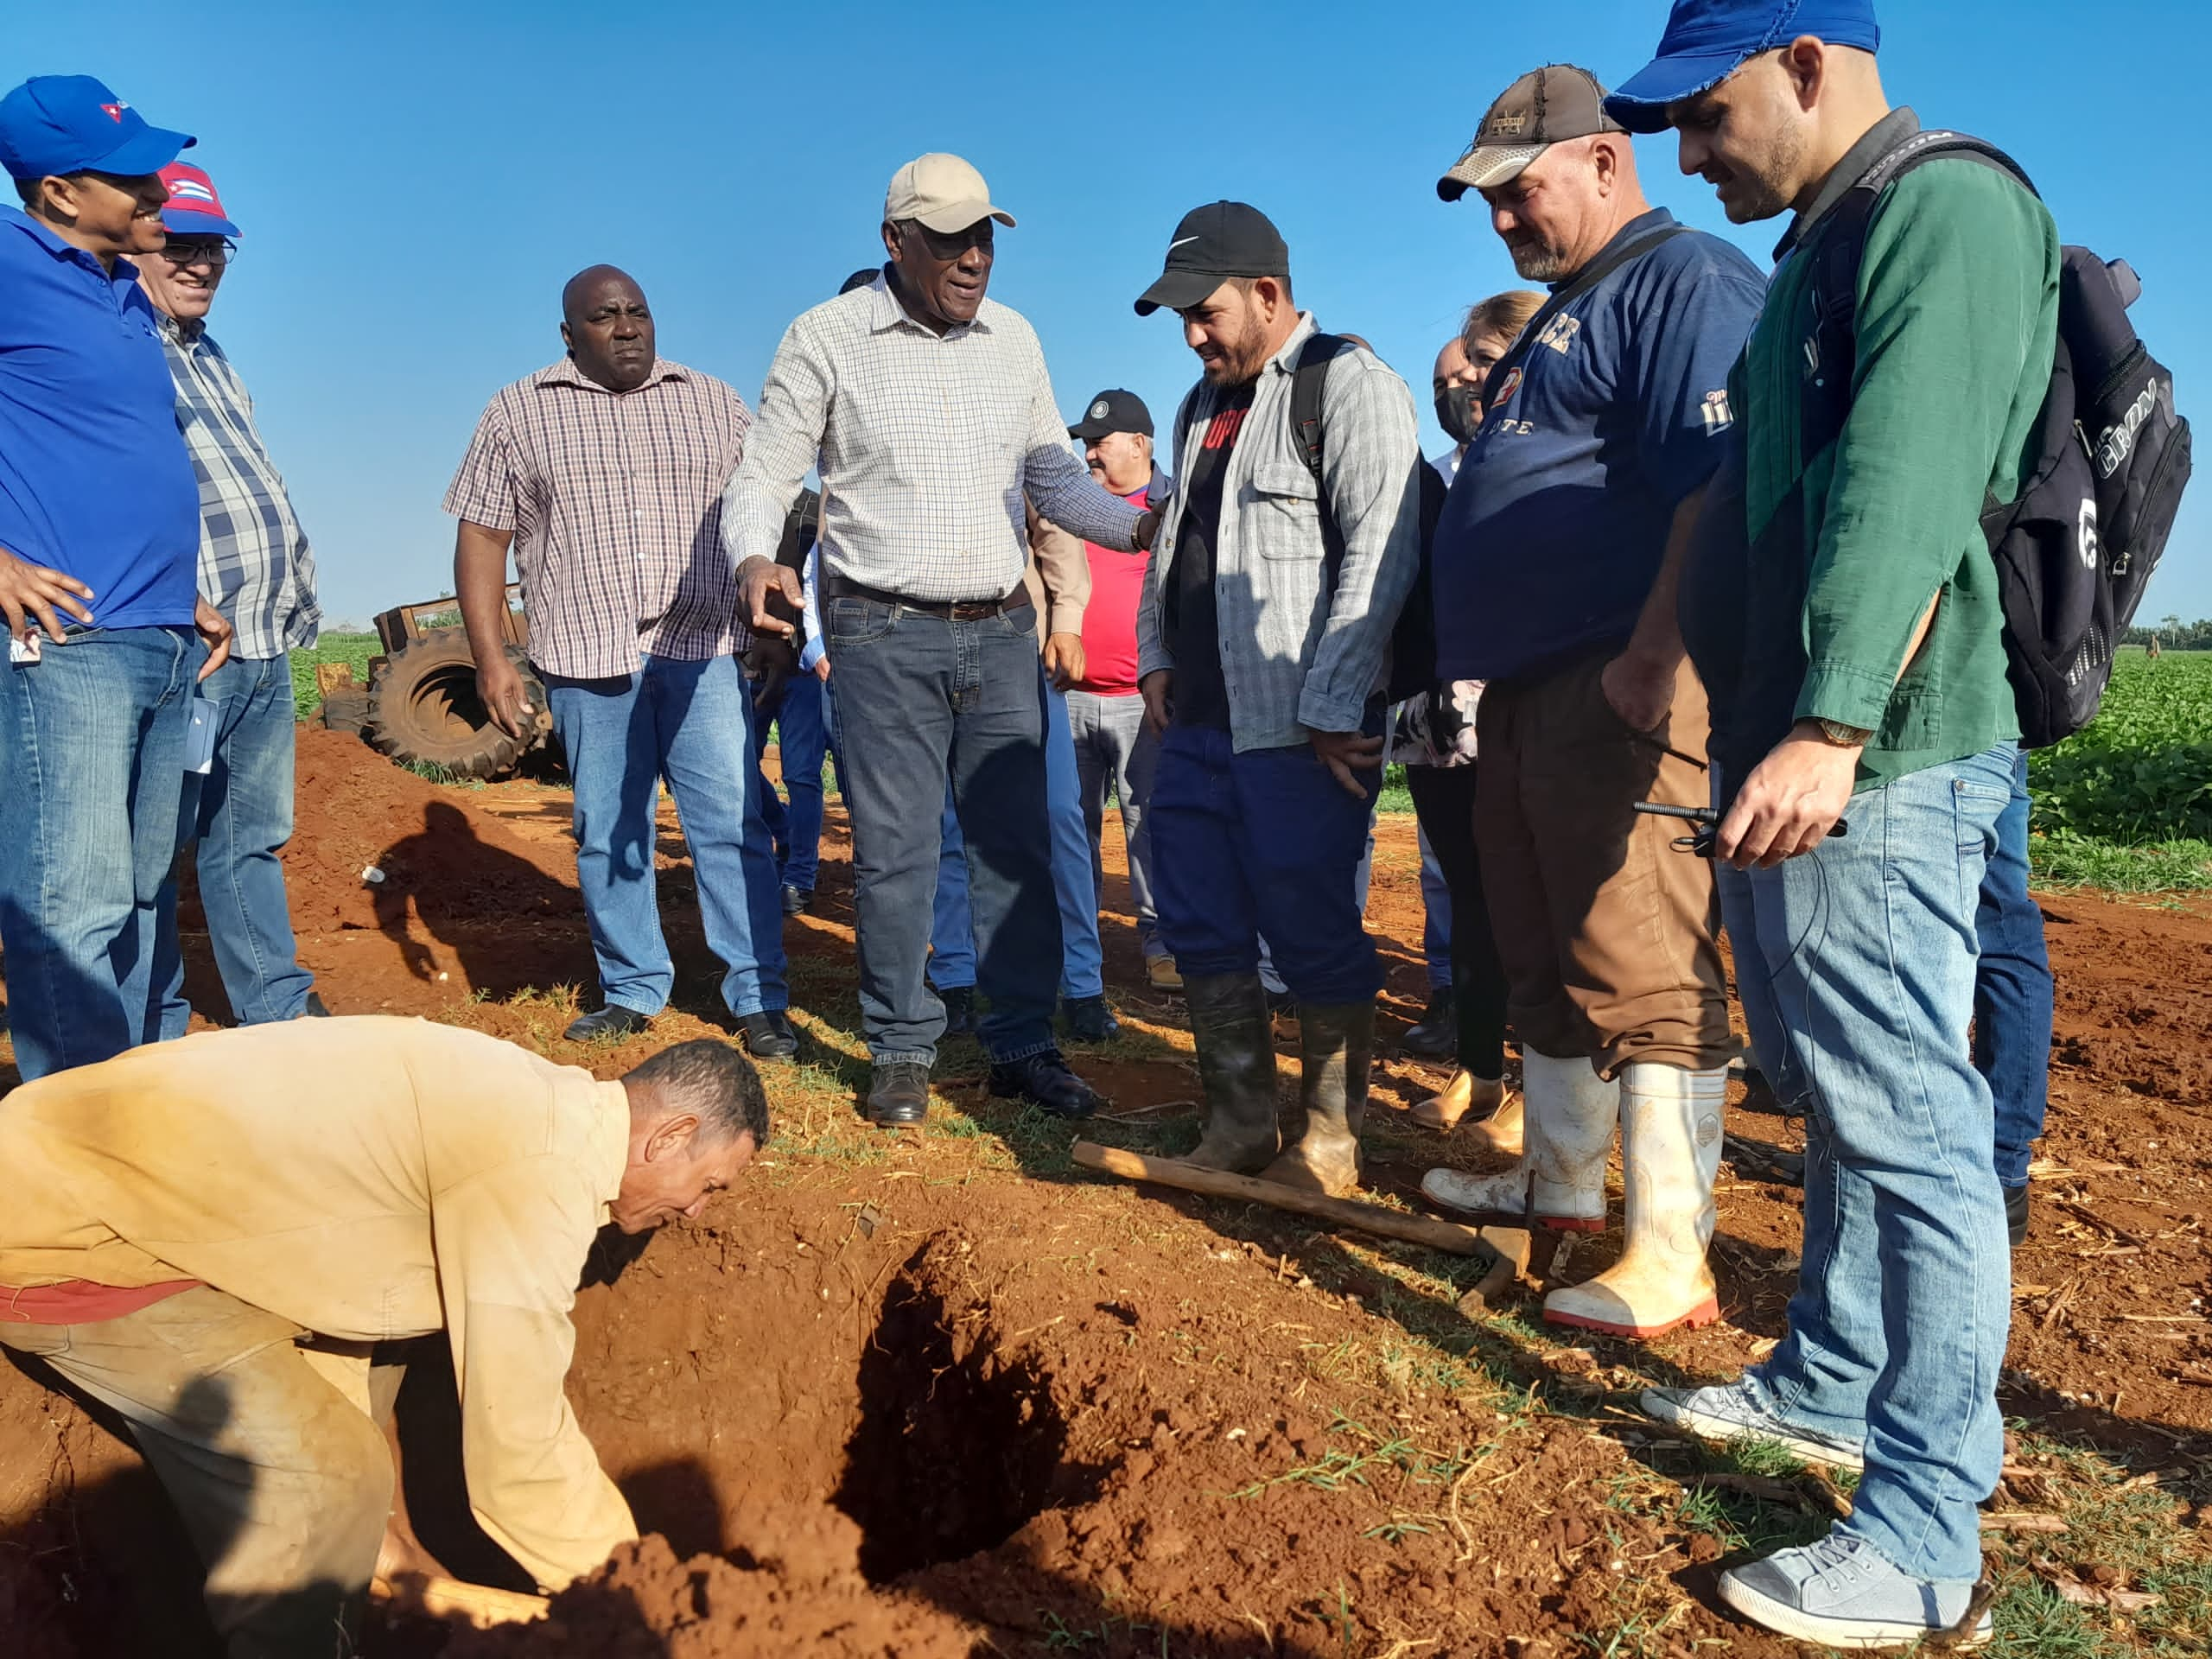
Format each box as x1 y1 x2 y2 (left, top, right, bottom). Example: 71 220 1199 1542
1814 718 1875 747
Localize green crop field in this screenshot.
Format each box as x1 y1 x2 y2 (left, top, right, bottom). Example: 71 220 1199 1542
2028 650 2212 892
289 630 380 720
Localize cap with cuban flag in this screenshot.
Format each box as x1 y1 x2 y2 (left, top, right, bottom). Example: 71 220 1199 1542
0 74 194 182
159 161 239 237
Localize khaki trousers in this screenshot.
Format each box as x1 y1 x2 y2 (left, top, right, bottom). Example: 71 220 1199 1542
1473 652 1732 1076
2 1286 393 1658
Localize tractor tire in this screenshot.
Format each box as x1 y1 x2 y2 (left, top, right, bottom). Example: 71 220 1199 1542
320 686 372 736
365 634 543 781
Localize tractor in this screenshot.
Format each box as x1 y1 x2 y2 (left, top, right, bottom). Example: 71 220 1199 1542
319 583 555 780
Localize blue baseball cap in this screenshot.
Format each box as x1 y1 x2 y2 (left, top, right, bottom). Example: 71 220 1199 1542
0 74 194 182
1605 0 1881 134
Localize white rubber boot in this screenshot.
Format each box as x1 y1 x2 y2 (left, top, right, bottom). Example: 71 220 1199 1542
1421 1052 1612 1231
1545 1063 1726 1338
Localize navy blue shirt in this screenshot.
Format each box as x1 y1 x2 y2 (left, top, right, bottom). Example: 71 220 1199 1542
0 206 200 631
1432 210 1766 683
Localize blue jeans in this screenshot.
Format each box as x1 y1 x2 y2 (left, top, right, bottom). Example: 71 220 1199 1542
152 652 316 1036
0 626 196 1080
1153 724 1382 1006
931 671 1104 1001
753 671 833 894
1977 747 2052 1187
826 594 1060 1066
1723 746 2015 1585
1418 820 1452 991
543 654 787 1020
1720 745 2055 1188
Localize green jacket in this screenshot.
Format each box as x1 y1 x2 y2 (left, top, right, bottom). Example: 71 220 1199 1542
1737 112 2059 789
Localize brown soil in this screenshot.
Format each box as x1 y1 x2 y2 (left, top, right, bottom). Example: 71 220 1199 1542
3 723 2209 1656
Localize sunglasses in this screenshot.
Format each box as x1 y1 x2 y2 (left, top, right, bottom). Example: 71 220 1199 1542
158 238 238 268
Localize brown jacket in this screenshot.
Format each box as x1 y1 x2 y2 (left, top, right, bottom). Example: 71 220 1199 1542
1023 499 1089 643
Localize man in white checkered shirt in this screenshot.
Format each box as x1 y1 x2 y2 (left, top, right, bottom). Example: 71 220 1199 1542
137 161 328 1036
447 265 793 1059
726 153 1160 1128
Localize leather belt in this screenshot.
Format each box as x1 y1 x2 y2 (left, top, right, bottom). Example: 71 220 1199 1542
826 575 1021 621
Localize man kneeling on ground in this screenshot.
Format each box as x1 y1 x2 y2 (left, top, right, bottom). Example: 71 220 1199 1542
0 1018 766 1658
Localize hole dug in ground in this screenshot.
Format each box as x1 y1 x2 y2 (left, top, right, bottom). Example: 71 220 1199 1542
833 1243 1108 1584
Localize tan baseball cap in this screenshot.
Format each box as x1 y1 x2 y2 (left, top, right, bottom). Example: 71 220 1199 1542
1436 64 1624 200
884 152 1017 233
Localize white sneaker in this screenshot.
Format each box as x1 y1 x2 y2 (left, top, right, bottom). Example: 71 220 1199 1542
1721 1535 1991 1649
1638 1376 1866 1471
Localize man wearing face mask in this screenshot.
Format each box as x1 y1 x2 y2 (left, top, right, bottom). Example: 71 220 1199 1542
727 154 1156 1128
1414 66 1766 1344
1429 334 1485 484
1133 201 1425 1198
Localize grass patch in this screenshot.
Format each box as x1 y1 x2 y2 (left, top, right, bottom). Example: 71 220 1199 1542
289 630 380 719
2031 830 2212 893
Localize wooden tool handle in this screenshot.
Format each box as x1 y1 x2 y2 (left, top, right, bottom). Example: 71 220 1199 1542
372 1573 550 1628
1071 1141 1489 1255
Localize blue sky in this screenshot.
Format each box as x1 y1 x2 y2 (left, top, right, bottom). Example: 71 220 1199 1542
12 0 2207 626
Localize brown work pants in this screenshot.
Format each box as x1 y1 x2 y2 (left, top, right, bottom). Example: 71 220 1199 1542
2 1286 393 1658
1473 652 1732 1077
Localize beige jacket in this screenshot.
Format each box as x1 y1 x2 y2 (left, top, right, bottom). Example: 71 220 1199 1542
0 1017 637 1591
1022 499 1089 643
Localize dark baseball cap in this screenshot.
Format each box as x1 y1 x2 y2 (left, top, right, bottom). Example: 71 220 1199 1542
1436 65 1623 201
1070 389 1154 441
1606 0 1880 133
0 74 194 183
1134 201 1290 317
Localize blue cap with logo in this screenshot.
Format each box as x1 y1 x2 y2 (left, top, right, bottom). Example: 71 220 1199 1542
0 74 195 182
1604 0 1881 134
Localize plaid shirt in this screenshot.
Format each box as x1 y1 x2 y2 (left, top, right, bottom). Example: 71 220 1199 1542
721 271 1142 600
445 358 751 681
158 317 320 659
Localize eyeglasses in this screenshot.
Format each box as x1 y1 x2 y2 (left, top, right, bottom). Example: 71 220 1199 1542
158 238 237 268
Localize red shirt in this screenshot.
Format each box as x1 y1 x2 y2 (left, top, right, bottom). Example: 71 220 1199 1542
1074 486 1149 695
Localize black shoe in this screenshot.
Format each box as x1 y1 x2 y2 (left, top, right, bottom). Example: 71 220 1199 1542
2005 1184 2030 1249
938 985 976 1038
989 1050 1102 1120
300 992 331 1019
867 1061 931 1125
1065 995 1121 1043
737 1009 798 1061
564 1004 652 1042
1399 989 1456 1060
781 884 810 916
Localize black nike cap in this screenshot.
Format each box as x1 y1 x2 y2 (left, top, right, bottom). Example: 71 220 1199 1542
1134 201 1290 316
1069 388 1154 440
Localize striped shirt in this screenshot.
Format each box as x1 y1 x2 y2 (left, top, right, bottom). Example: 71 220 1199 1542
157 316 320 659
721 271 1142 600
445 358 751 681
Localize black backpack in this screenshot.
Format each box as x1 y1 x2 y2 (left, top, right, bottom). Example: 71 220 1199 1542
1286 334 1447 702
1288 226 1688 703
1804 130 2192 747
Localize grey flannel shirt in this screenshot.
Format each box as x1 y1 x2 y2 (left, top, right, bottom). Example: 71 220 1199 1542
159 316 320 660
720 271 1142 599
1137 314 1425 753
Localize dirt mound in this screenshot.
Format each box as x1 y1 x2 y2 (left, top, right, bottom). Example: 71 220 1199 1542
445 1529 979 1659
284 725 582 932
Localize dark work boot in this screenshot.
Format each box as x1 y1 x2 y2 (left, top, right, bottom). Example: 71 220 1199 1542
1399 987 1457 1060
1261 1000 1375 1197
1180 973 1282 1174
2005 1184 2031 1249
938 985 976 1038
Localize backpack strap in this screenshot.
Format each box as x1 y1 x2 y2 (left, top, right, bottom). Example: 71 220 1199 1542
1478 224 1691 413
1801 131 2040 459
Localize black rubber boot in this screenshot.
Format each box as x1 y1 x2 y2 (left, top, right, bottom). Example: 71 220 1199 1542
1261 1000 1375 1197
1180 973 1281 1173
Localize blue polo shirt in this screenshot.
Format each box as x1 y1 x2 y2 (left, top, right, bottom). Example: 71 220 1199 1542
0 206 199 631
1431 209 1766 683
